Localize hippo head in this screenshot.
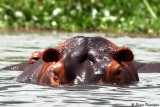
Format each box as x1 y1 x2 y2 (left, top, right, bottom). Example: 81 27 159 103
106 47 139 84
28 51 42 67
37 37 139 86
25 51 42 71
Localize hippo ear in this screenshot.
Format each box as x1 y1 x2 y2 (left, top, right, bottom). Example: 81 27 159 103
114 47 134 62
42 48 60 62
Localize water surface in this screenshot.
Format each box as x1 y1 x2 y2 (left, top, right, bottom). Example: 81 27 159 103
0 33 160 107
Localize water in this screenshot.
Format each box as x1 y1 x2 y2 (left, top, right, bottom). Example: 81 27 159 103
0 33 160 107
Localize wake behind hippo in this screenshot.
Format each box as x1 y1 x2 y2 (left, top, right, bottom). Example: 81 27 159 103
2 36 140 86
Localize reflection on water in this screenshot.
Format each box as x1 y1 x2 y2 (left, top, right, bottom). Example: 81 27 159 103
0 33 160 107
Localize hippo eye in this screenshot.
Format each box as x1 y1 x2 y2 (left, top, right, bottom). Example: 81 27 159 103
33 57 40 61
117 67 122 75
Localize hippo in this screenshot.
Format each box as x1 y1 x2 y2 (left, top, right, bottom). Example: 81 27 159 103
1 36 159 86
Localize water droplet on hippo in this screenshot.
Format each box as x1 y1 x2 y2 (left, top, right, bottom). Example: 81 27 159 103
74 72 86 85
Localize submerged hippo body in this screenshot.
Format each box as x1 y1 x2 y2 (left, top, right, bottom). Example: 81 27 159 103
2 36 140 86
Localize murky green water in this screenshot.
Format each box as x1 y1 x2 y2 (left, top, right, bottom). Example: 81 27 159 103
0 33 160 107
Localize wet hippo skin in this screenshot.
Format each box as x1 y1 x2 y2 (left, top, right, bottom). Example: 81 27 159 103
1 36 159 86
1 61 29 71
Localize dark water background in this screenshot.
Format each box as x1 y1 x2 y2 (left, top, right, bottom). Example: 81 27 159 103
0 33 160 107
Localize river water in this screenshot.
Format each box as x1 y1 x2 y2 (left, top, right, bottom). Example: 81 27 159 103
0 33 160 107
